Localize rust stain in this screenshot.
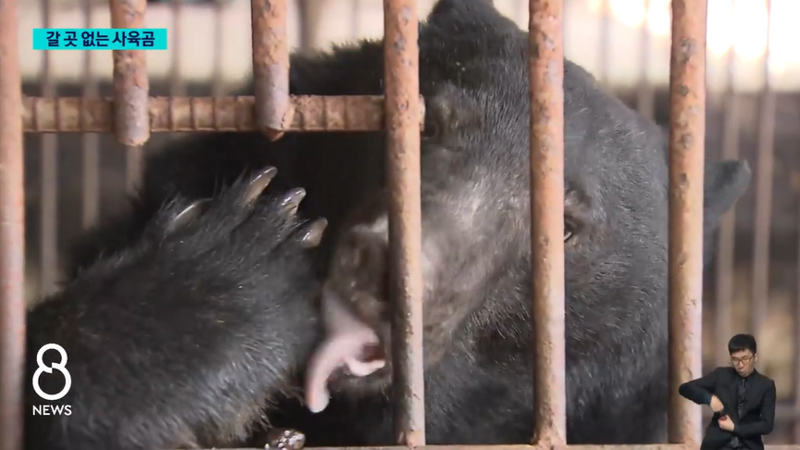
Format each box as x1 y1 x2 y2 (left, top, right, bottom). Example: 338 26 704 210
21 95 425 133
110 0 150 146
383 0 424 446
251 0 294 141
667 0 707 446
528 0 567 447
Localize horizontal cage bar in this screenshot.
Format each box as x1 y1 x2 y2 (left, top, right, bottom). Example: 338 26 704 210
182 445 800 450
22 95 426 133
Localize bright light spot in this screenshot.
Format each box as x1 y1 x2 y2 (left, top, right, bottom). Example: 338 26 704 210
605 0 792 64
610 0 646 27
769 0 800 70
587 0 603 14
599 0 800 74
707 0 734 56
731 0 769 60
606 0 671 34
647 0 671 36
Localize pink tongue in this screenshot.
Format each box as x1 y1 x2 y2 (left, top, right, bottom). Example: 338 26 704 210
305 286 386 413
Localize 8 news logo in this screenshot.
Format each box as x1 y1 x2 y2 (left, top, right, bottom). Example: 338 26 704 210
31 343 73 416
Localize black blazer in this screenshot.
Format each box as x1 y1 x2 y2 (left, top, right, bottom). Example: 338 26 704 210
678 367 776 450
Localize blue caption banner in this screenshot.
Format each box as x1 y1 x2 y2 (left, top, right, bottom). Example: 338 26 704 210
33 28 168 50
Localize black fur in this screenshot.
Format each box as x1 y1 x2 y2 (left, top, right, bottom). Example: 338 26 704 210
25 170 326 449
26 0 752 448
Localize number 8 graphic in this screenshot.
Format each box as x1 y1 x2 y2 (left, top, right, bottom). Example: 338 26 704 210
32 343 72 401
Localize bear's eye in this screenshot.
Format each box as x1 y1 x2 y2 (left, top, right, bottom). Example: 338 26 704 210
422 115 440 139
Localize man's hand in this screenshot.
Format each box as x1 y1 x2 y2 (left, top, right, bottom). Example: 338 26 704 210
710 395 724 413
718 415 735 432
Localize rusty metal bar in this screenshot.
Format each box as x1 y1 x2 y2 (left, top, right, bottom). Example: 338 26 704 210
251 0 293 141
110 0 150 146
23 96 425 133
260 445 797 450
0 0 25 446
206 445 800 450
713 36 739 368
110 0 149 194
750 0 775 346
184 445 800 450
383 0 424 446
528 0 567 446
81 0 100 230
667 0 707 445
39 0 58 298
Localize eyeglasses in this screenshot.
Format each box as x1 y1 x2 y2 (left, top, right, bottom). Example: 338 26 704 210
730 355 754 365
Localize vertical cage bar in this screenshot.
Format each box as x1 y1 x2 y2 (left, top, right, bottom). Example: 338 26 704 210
597 0 610 86
750 0 775 344
714 34 738 368
251 0 293 141
0 0 25 444
383 0 424 445
212 0 225 97
795 206 800 443
110 0 150 193
528 0 567 446
296 0 313 51
124 145 143 195
39 0 58 297
667 0 707 445
170 0 185 97
81 0 100 230
636 0 655 120
169 0 185 137
349 0 361 39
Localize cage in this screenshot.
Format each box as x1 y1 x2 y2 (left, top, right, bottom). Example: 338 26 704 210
1 0 798 448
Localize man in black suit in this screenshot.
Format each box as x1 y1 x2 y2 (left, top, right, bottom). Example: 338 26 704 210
679 333 777 450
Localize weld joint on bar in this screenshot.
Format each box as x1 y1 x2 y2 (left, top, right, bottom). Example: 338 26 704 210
250 0 293 141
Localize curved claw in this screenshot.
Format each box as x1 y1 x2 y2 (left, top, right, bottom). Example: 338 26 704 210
243 166 279 206
299 218 328 248
166 199 211 234
280 188 307 216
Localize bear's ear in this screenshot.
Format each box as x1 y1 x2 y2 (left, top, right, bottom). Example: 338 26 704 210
426 0 519 36
703 159 751 234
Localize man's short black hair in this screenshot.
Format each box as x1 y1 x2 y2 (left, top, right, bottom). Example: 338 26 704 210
728 333 757 355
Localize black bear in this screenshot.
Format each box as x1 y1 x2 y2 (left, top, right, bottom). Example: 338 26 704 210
25 0 752 448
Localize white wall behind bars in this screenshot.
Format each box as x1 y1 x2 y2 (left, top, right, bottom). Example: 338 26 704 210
15 0 800 93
